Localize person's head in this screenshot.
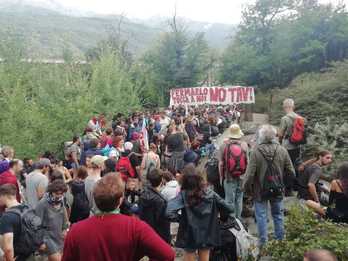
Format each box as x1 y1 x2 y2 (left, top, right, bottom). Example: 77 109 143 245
49 170 64 183
258 124 277 144
162 170 175 183
73 135 80 145
89 138 99 149
181 167 205 206
76 166 88 180
113 136 124 148
46 179 68 205
93 173 125 212
149 143 157 153
147 169 163 188
104 158 116 174
315 150 333 166
1 146 14 160
283 98 295 114
9 159 23 175
124 142 133 152
105 128 113 136
90 155 107 171
0 184 18 206
35 158 51 174
304 249 337 261
337 162 348 197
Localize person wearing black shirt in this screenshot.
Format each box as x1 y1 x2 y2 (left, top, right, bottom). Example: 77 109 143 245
0 184 28 261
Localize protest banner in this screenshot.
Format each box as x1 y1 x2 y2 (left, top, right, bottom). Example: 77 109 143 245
169 86 255 106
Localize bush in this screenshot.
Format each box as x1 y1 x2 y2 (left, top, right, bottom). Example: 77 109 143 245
0 50 142 158
264 206 348 261
267 61 348 126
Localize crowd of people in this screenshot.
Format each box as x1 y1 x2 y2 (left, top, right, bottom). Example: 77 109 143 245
0 99 346 261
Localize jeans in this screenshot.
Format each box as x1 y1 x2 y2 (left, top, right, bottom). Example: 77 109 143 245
224 178 243 220
254 199 284 246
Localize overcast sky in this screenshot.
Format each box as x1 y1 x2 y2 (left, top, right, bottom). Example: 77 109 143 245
35 0 345 24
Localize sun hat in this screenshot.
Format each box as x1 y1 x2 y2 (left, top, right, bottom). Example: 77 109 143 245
229 124 244 139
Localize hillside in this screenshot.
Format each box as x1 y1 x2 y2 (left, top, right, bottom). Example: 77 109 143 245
0 2 236 59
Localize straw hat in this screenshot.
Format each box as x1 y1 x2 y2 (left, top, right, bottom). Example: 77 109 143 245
229 124 244 139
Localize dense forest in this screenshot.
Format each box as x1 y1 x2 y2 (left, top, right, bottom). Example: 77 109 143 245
0 0 347 158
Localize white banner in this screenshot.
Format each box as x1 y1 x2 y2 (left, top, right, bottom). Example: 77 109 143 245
170 86 255 106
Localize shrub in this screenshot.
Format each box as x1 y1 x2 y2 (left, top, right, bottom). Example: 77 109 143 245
264 206 348 261
305 118 348 176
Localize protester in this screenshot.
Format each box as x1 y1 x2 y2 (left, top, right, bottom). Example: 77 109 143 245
243 124 295 246
297 150 333 202
161 170 180 201
1 146 15 162
166 126 187 173
80 138 102 166
141 143 160 181
0 160 23 205
139 169 171 243
304 249 337 261
26 158 50 208
35 180 69 261
65 135 81 170
62 173 175 261
166 166 233 261
305 162 348 223
0 184 43 261
278 98 305 196
69 166 90 223
85 155 106 215
218 124 248 220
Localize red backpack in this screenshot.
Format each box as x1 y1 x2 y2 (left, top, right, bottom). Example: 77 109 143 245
223 142 247 178
289 116 306 145
116 156 135 181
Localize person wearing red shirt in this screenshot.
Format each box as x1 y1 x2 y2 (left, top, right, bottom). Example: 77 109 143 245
62 173 175 261
0 160 22 206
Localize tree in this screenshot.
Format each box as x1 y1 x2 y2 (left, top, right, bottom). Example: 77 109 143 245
142 16 211 105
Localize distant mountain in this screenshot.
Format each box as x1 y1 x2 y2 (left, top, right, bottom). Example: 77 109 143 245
0 1 237 59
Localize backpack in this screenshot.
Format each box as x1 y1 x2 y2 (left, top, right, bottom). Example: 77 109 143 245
116 156 135 179
206 157 220 185
289 115 307 145
7 205 44 258
258 146 284 200
70 181 90 223
223 142 247 178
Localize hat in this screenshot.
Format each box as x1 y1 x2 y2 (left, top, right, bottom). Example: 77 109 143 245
124 142 133 151
91 155 107 168
35 158 51 169
229 124 244 139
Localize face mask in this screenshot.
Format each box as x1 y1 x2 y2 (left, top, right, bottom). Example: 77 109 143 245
47 193 64 205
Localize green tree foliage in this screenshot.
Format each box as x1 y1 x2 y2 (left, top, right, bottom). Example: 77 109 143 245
0 46 141 158
142 17 211 105
220 0 348 89
265 61 348 125
306 118 348 175
264 206 348 260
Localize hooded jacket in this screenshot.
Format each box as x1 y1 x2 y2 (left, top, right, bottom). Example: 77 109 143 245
139 186 170 243
165 189 233 250
242 142 295 202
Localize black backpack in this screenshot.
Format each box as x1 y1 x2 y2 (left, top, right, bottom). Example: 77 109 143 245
206 157 220 186
258 146 284 200
7 205 44 258
70 181 90 223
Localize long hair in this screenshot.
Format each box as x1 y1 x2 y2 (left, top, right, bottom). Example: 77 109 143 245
181 166 205 207
300 150 332 170
337 162 348 197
